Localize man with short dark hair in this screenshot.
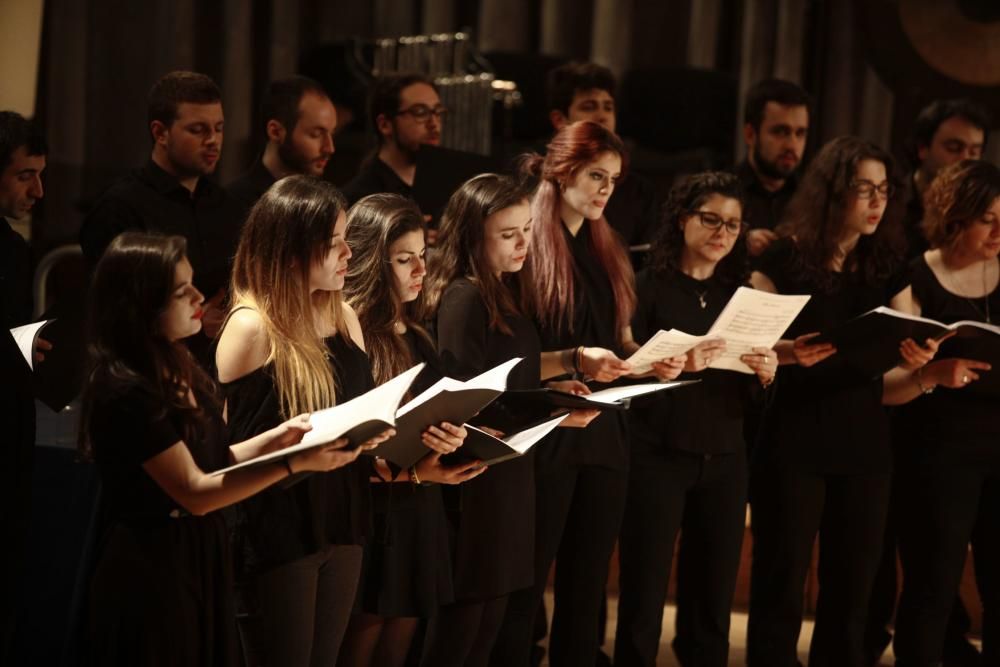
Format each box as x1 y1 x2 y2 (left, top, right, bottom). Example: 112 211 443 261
342 73 443 205
900 98 990 258
228 75 337 210
545 61 660 270
80 71 243 341
0 110 46 663
0 110 46 327
736 78 811 256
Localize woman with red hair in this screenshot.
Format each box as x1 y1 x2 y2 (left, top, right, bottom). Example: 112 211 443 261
494 121 684 666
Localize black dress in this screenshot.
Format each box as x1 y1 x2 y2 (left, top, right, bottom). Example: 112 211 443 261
892 255 1000 665
747 237 904 667
357 328 455 618
435 277 541 600
86 384 238 667
615 269 755 666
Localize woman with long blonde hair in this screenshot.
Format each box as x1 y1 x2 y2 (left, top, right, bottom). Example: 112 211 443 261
215 175 392 667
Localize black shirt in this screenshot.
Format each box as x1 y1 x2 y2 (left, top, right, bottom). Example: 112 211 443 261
734 160 799 232
535 221 628 471
341 157 411 206
630 269 759 456
0 217 32 327
221 332 374 576
756 237 903 474
436 277 540 598
80 160 244 300
604 171 661 270
226 157 276 214
896 255 1000 465
899 173 929 261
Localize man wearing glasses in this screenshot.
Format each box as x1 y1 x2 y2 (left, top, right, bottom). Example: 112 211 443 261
342 73 445 205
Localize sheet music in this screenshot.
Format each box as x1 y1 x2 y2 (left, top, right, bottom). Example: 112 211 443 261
501 413 569 455
625 329 717 375
585 381 691 404
10 319 52 370
706 287 809 373
396 357 522 416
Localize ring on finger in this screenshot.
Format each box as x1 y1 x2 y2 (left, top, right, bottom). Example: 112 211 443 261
962 374 970 383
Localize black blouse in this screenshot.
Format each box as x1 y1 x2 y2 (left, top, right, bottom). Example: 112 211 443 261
222 333 373 577
534 221 628 472
755 238 904 474
90 384 228 520
436 277 540 599
895 255 1000 465
630 269 759 456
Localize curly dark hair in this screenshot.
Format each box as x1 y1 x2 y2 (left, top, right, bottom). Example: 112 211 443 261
777 136 904 291
649 171 749 286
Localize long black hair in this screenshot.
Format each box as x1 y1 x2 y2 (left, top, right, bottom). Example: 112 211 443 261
78 232 218 460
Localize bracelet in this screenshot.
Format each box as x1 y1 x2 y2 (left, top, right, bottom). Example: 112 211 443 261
282 457 295 476
574 346 584 374
409 464 424 487
915 366 935 395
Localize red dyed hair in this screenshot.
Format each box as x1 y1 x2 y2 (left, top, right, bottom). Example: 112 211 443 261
520 121 636 341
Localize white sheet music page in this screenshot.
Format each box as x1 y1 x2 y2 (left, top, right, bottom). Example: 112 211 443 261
625 329 718 375
706 287 810 373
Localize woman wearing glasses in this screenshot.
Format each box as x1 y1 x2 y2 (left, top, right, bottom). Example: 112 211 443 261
613 172 776 667
745 137 941 667
890 160 1000 666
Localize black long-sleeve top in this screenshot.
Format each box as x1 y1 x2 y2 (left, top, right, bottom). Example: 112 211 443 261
534 221 628 472
630 268 760 456
755 237 905 474
80 160 244 300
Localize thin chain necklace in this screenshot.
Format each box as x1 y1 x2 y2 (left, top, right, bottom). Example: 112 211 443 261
965 261 992 323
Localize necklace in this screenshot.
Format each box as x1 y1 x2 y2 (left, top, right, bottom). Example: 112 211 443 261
695 289 708 309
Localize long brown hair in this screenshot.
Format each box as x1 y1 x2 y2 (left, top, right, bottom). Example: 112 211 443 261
422 173 531 335
230 175 348 418
518 121 636 340
343 193 430 385
778 136 903 291
79 233 218 460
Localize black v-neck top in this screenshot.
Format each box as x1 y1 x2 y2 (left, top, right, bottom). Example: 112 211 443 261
755 237 905 474
895 255 1000 464
630 268 759 456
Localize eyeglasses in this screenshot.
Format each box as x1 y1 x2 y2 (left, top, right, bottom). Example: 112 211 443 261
690 211 748 235
851 181 894 200
396 105 448 122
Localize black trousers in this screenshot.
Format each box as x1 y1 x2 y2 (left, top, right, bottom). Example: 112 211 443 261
614 448 747 667
421 595 509 667
746 463 890 667
893 459 1000 666
864 471 972 661
491 464 628 667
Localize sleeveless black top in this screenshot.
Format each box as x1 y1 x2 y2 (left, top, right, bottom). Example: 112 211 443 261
896 254 1000 465
222 328 374 577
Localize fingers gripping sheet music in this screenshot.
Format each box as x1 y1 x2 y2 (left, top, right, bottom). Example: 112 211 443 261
626 287 809 374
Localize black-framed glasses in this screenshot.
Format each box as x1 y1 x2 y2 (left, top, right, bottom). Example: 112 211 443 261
396 104 448 122
690 211 748 235
851 181 894 200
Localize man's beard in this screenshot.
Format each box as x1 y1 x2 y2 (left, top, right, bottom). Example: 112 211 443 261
753 143 797 180
278 138 316 176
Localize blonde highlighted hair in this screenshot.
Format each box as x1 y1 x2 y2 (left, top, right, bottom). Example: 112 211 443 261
230 175 349 417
